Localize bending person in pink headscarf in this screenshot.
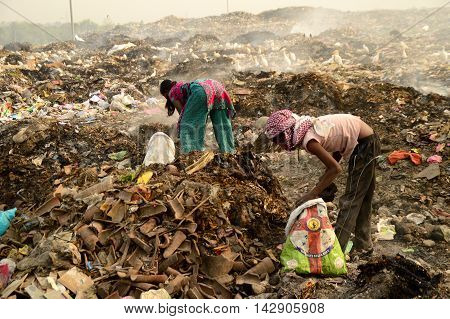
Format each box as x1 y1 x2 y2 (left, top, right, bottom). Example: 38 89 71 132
265 110 380 255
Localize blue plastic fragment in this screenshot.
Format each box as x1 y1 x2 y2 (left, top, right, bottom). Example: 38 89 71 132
0 208 17 236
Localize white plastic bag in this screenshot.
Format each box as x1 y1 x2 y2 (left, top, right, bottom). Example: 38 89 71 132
110 93 135 112
143 132 175 166
107 42 136 55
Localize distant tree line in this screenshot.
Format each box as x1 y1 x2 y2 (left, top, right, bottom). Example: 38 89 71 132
0 20 111 45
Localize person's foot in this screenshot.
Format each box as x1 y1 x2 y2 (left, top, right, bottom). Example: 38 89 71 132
350 247 374 262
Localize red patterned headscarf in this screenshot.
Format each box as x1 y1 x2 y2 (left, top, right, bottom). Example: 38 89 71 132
265 110 313 151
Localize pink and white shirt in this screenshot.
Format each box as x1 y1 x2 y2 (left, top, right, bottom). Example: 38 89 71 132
302 114 363 160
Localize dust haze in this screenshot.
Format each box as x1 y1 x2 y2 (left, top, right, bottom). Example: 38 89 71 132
0 0 446 23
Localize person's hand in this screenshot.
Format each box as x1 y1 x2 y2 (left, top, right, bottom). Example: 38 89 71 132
295 192 318 208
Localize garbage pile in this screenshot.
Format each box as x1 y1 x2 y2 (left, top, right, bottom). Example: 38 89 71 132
0 149 289 299
1 6 449 123
230 71 449 153
0 5 449 299
0 42 167 123
0 118 144 206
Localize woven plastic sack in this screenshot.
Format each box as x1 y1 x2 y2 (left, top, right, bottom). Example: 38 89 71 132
280 199 347 276
143 132 175 166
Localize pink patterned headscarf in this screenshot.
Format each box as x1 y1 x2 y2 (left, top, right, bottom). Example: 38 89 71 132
265 110 313 151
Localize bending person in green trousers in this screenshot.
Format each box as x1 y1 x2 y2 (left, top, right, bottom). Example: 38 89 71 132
160 78 235 154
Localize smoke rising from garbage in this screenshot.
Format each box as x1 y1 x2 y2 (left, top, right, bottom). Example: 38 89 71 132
290 8 342 36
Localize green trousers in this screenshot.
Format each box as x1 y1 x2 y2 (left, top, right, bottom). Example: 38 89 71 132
179 83 235 154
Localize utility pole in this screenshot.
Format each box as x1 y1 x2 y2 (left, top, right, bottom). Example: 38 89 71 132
227 0 229 13
69 0 75 40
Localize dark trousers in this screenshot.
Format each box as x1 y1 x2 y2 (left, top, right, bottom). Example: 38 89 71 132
335 134 381 251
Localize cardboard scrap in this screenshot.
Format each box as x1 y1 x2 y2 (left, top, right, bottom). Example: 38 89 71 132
140 288 171 299
414 164 440 180
200 255 234 278
75 176 114 200
1 274 28 298
139 203 167 218
44 290 66 299
25 283 45 299
107 200 127 223
168 197 185 219
246 257 275 275
33 196 61 217
163 231 187 258
58 267 94 294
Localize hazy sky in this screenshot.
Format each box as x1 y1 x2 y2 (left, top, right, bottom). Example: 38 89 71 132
0 0 445 24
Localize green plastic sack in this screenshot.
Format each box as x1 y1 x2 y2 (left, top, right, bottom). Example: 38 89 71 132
281 199 347 276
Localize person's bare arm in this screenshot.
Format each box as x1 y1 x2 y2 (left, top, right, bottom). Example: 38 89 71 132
313 152 341 183
173 100 183 114
297 140 342 204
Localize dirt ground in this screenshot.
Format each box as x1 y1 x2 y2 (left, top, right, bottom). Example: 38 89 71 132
267 151 448 298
